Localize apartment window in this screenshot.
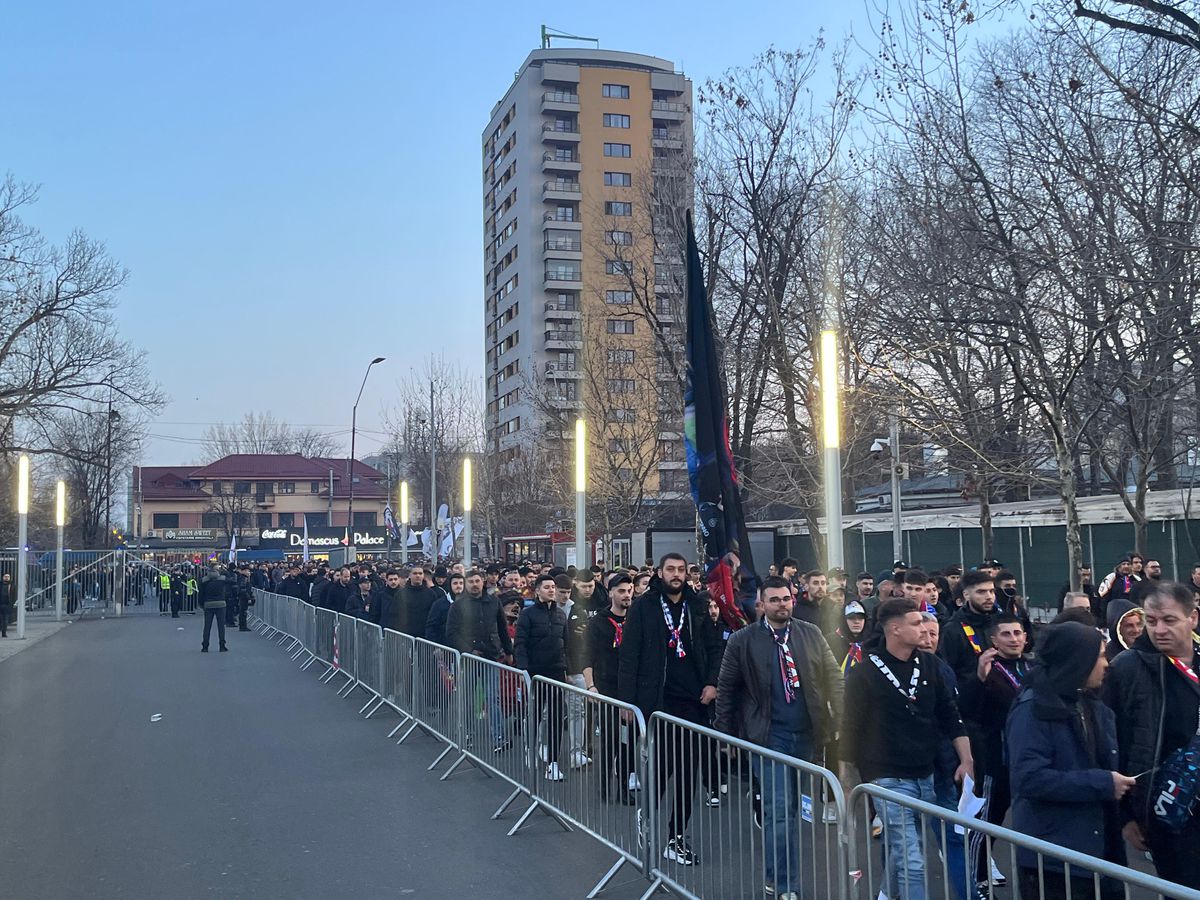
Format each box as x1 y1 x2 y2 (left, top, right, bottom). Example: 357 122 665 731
660 469 688 492
605 201 632 216
606 319 635 334
607 378 636 394
608 437 634 453
553 206 576 222
603 143 632 158
603 113 631 128
274 512 293 527
604 171 632 187
211 481 224 495
202 513 225 529
606 259 632 275
555 351 577 369
603 84 630 99
605 290 633 305
605 230 633 245
233 481 251 495
256 513 273 529
608 348 635 365
281 482 296 494
554 382 578 400
311 481 321 493
658 439 684 461
352 511 377 527
152 513 179 529
605 408 635 423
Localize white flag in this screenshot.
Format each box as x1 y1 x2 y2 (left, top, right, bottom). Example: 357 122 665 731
302 517 310 562
227 531 237 563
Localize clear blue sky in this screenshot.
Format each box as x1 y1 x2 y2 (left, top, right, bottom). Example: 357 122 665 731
3 1 872 466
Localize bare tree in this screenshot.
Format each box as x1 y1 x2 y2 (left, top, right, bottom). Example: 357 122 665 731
200 411 341 461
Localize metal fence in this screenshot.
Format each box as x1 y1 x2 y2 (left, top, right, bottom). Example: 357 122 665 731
246 590 1200 900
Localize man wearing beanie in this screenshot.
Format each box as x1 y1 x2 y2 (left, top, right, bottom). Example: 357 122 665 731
1007 622 1134 899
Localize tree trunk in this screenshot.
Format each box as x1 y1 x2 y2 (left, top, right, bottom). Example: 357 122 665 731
1053 435 1085 591
979 487 994 560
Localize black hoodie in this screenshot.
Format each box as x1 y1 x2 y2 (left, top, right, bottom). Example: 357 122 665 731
1104 600 1142 661
940 603 997 686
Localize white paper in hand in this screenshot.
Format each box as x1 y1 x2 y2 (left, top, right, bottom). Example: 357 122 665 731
955 775 985 835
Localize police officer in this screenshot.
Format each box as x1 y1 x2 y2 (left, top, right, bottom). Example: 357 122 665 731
169 568 186 618
235 564 253 631
158 569 172 614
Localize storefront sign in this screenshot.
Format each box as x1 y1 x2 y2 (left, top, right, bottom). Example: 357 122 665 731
161 529 216 541
258 525 387 549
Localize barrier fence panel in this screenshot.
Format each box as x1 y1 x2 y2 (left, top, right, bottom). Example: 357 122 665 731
382 629 416 736
332 613 358 696
294 601 317 664
442 654 535 819
400 637 461 771
643 712 850 900
848 782 1200 900
355 618 385 716
314 608 336 680
517 676 648 898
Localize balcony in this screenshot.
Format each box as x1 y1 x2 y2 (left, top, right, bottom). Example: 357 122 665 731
544 300 581 321
549 395 584 411
545 329 584 350
652 99 688 120
542 150 582 175
542 122 581 143
254 493 275 507
543 212 582 231
544 236 582 253
544 267 582 289
652 129 685 151
545 362 583 378
541 91 580 114
543 179 581 201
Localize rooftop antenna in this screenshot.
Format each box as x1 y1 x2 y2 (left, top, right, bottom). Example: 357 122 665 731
541 25 599 49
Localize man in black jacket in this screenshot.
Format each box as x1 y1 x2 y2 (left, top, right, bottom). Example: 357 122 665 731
843 598 972 900
618 553 723 867
1105 581 1200 889
515 574 570 780
322 566 356 615
371 570 406 632
585 573 636 803
716 575 843 900
449 569 514 753
401 564 438 641
940 571 998 687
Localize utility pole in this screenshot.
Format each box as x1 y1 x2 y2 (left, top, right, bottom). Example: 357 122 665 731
430 379 437 564
104 403 120 549
889 414 903 564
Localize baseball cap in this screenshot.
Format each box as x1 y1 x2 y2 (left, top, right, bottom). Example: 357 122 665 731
844 601 867 617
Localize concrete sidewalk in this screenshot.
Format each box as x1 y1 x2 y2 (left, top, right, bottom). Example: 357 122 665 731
0 616 73 664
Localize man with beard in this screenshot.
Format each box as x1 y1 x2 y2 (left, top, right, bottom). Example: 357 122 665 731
619 553 722 867
940 572 999 687
584 573 636 803
449 569 513 752
1130 558 1162 603
371 569 406 633
1097 557 1136 618
515 574 570 781
401 564 439 641
322 566 357 615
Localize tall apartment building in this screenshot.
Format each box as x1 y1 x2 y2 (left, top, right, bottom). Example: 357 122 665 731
482 48 693 515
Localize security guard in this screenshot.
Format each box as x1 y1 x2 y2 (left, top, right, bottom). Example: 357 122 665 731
169 568 186 617
158 570 172 614
185 571 199 614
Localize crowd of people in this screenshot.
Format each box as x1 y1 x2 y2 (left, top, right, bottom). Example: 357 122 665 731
232 551 1199 899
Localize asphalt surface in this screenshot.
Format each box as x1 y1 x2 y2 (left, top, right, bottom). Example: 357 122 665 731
0 615 646 899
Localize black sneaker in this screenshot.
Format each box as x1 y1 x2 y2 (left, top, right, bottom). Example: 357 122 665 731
663 835 697 866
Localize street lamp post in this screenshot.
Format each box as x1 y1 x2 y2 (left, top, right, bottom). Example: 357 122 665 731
430 380 437 564
889 415 903 564
16 455 30 639
347 356 386 548
575 418 587 571
55 480 65 622
104 407 120 549
820 331 844 570
399 480 409 566
462 458 472 568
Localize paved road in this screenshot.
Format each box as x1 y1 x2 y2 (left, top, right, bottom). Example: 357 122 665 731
0 615 644 899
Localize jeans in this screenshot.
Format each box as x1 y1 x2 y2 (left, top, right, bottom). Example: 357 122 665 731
751 727 814 895
202 606 227 649
933 771 971 900
875 775 937 900
566 673 587 759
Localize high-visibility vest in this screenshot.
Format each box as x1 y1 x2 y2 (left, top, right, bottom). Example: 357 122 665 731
159 572 171 590
186 578 198 596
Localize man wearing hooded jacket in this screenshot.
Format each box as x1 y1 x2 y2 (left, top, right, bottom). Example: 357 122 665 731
940 572 999 687
618 552 723 868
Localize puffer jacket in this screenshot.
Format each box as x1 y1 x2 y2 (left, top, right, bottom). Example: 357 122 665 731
514 600 569 677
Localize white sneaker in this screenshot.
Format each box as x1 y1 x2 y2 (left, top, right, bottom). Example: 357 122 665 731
821 806 838 825
628 772 641 792
990 860 1007 886
545 762 564 782
570 750 591 769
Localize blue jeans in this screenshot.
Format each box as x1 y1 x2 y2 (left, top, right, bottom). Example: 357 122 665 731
875 775 936 900
752 727 814 895
933 772 971 900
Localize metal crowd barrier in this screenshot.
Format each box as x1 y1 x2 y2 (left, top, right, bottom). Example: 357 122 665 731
245 590 1199 900
400 637 460 770
442 654 535 820
643 711 849 900
849 782 1200 900
522 676 648 898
